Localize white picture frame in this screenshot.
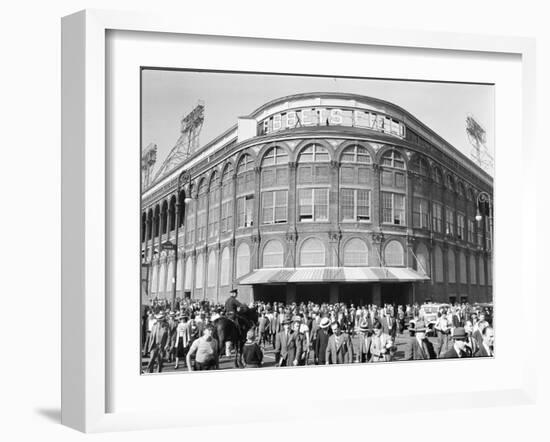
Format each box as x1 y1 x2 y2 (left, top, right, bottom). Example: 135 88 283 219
61 9 537 433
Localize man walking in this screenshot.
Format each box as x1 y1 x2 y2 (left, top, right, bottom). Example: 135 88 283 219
325 322 354 365
404 320 437 360
442 327 470 359
146 313 170 373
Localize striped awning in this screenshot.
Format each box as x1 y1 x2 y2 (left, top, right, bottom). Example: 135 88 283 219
237 267 429 285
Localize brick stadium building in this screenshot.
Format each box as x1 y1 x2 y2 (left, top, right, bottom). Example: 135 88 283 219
141 92 493 307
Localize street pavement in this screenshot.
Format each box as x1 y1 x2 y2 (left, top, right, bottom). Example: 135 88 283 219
142 330 446 374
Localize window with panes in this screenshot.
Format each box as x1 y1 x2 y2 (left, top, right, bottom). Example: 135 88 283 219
196 179 208 241
432 203 442 233
485 220 492 251
412 157 429 177
340 145 371 222
208 172 220 239
185 185 195 244
445 208 454 235
261 147 288 224
413 197 429 229
467 219 475 243
433 167 443 185
220 165 234 233
236 154 255 228
457 213 465 240
381 149 406 188
297 144 330 222
382 192 405 225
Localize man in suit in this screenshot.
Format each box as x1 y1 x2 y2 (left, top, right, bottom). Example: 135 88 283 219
368 320 395 362
474 326 494 357
288 319 307 366
442 327 470 359
464 320 478 357
381 311 397 340
274 318 292 366
404 320 437 360
325 322 354 365
146 313 171 373
314 317 331 364
356 320 372 363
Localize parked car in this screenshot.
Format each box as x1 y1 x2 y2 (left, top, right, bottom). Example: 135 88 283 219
409 303 450 336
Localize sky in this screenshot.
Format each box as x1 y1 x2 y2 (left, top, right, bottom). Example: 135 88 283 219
142 69 494 177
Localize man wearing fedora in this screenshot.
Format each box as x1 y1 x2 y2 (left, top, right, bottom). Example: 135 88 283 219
274 316 292 366
146 313 171 373
368 320 395 362
404 320 437 360
325 321 354 365
441 327 470 358
224 288 242 319
314 317 332 365
356 319 372 363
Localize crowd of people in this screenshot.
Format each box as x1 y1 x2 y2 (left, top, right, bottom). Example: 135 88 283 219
141 292 494 373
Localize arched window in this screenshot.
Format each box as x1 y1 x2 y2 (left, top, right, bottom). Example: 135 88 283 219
487 257 492 285
446 174 455 192
469 255 477 285
299 237 325 266
184 256 193 290
262 240 284 268
195 253 204 289
161 201 168 235
208 171 220 238
261 147 288 225
384 240 404 266
177 190 185 227
340 144 372 164
196 179 208 241
220 247 230 286
185 186 197 244
176 259 184 291
457 182 466 198
236 243 251 278
415 243 430 276
141 213 147 243
412 156 429 177
459 252 467 283
146 209 153 240
343 238 368 266
434 246 444 283
381 149 405 169
340 145 372 222
153 205 160 237
447 249 456 283
236 155 254 228
220 164 234 233
168 196 176 231
207 250 217 287
297 144 330 222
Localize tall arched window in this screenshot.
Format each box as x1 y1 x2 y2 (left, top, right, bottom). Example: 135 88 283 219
297 144 330 222
299 237 325 266
153 205 160 238
177 259 184 291
433 167 443 185
185 183 195 245
207 250 217 287
415 243 430 276
161 201 169 235
343 238 368 266
448 249 456 283
459 252 467 283
236 243 251 278
151 264 158 295
412 156 429 177
340 145 372 222
220 247 230 286
262 240 284 268
434 246 444 283
236 154 254 228
146 209 153 240
446 174 455 192
141 213 147 243
381 150 406 226
195 253 204 289
168 196 176 232
469 254 477 285
184 256 193 290
166 261 174 293
208 171 220 239
384 240 404 266
220 164 234 233
196 179 208 241
487 257 492 285
261 147 288 225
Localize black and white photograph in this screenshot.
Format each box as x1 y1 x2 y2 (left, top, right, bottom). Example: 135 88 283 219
140 69 494 374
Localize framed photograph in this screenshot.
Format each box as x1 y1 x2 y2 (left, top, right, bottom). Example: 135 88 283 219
61 9 537 432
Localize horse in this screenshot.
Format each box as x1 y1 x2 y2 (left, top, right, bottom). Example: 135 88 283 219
213 306 259 368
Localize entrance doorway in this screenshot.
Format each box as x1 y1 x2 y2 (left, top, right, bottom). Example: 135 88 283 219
254 284 287 303
340 284 373 306
381 283 411 306
296 284 329 304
